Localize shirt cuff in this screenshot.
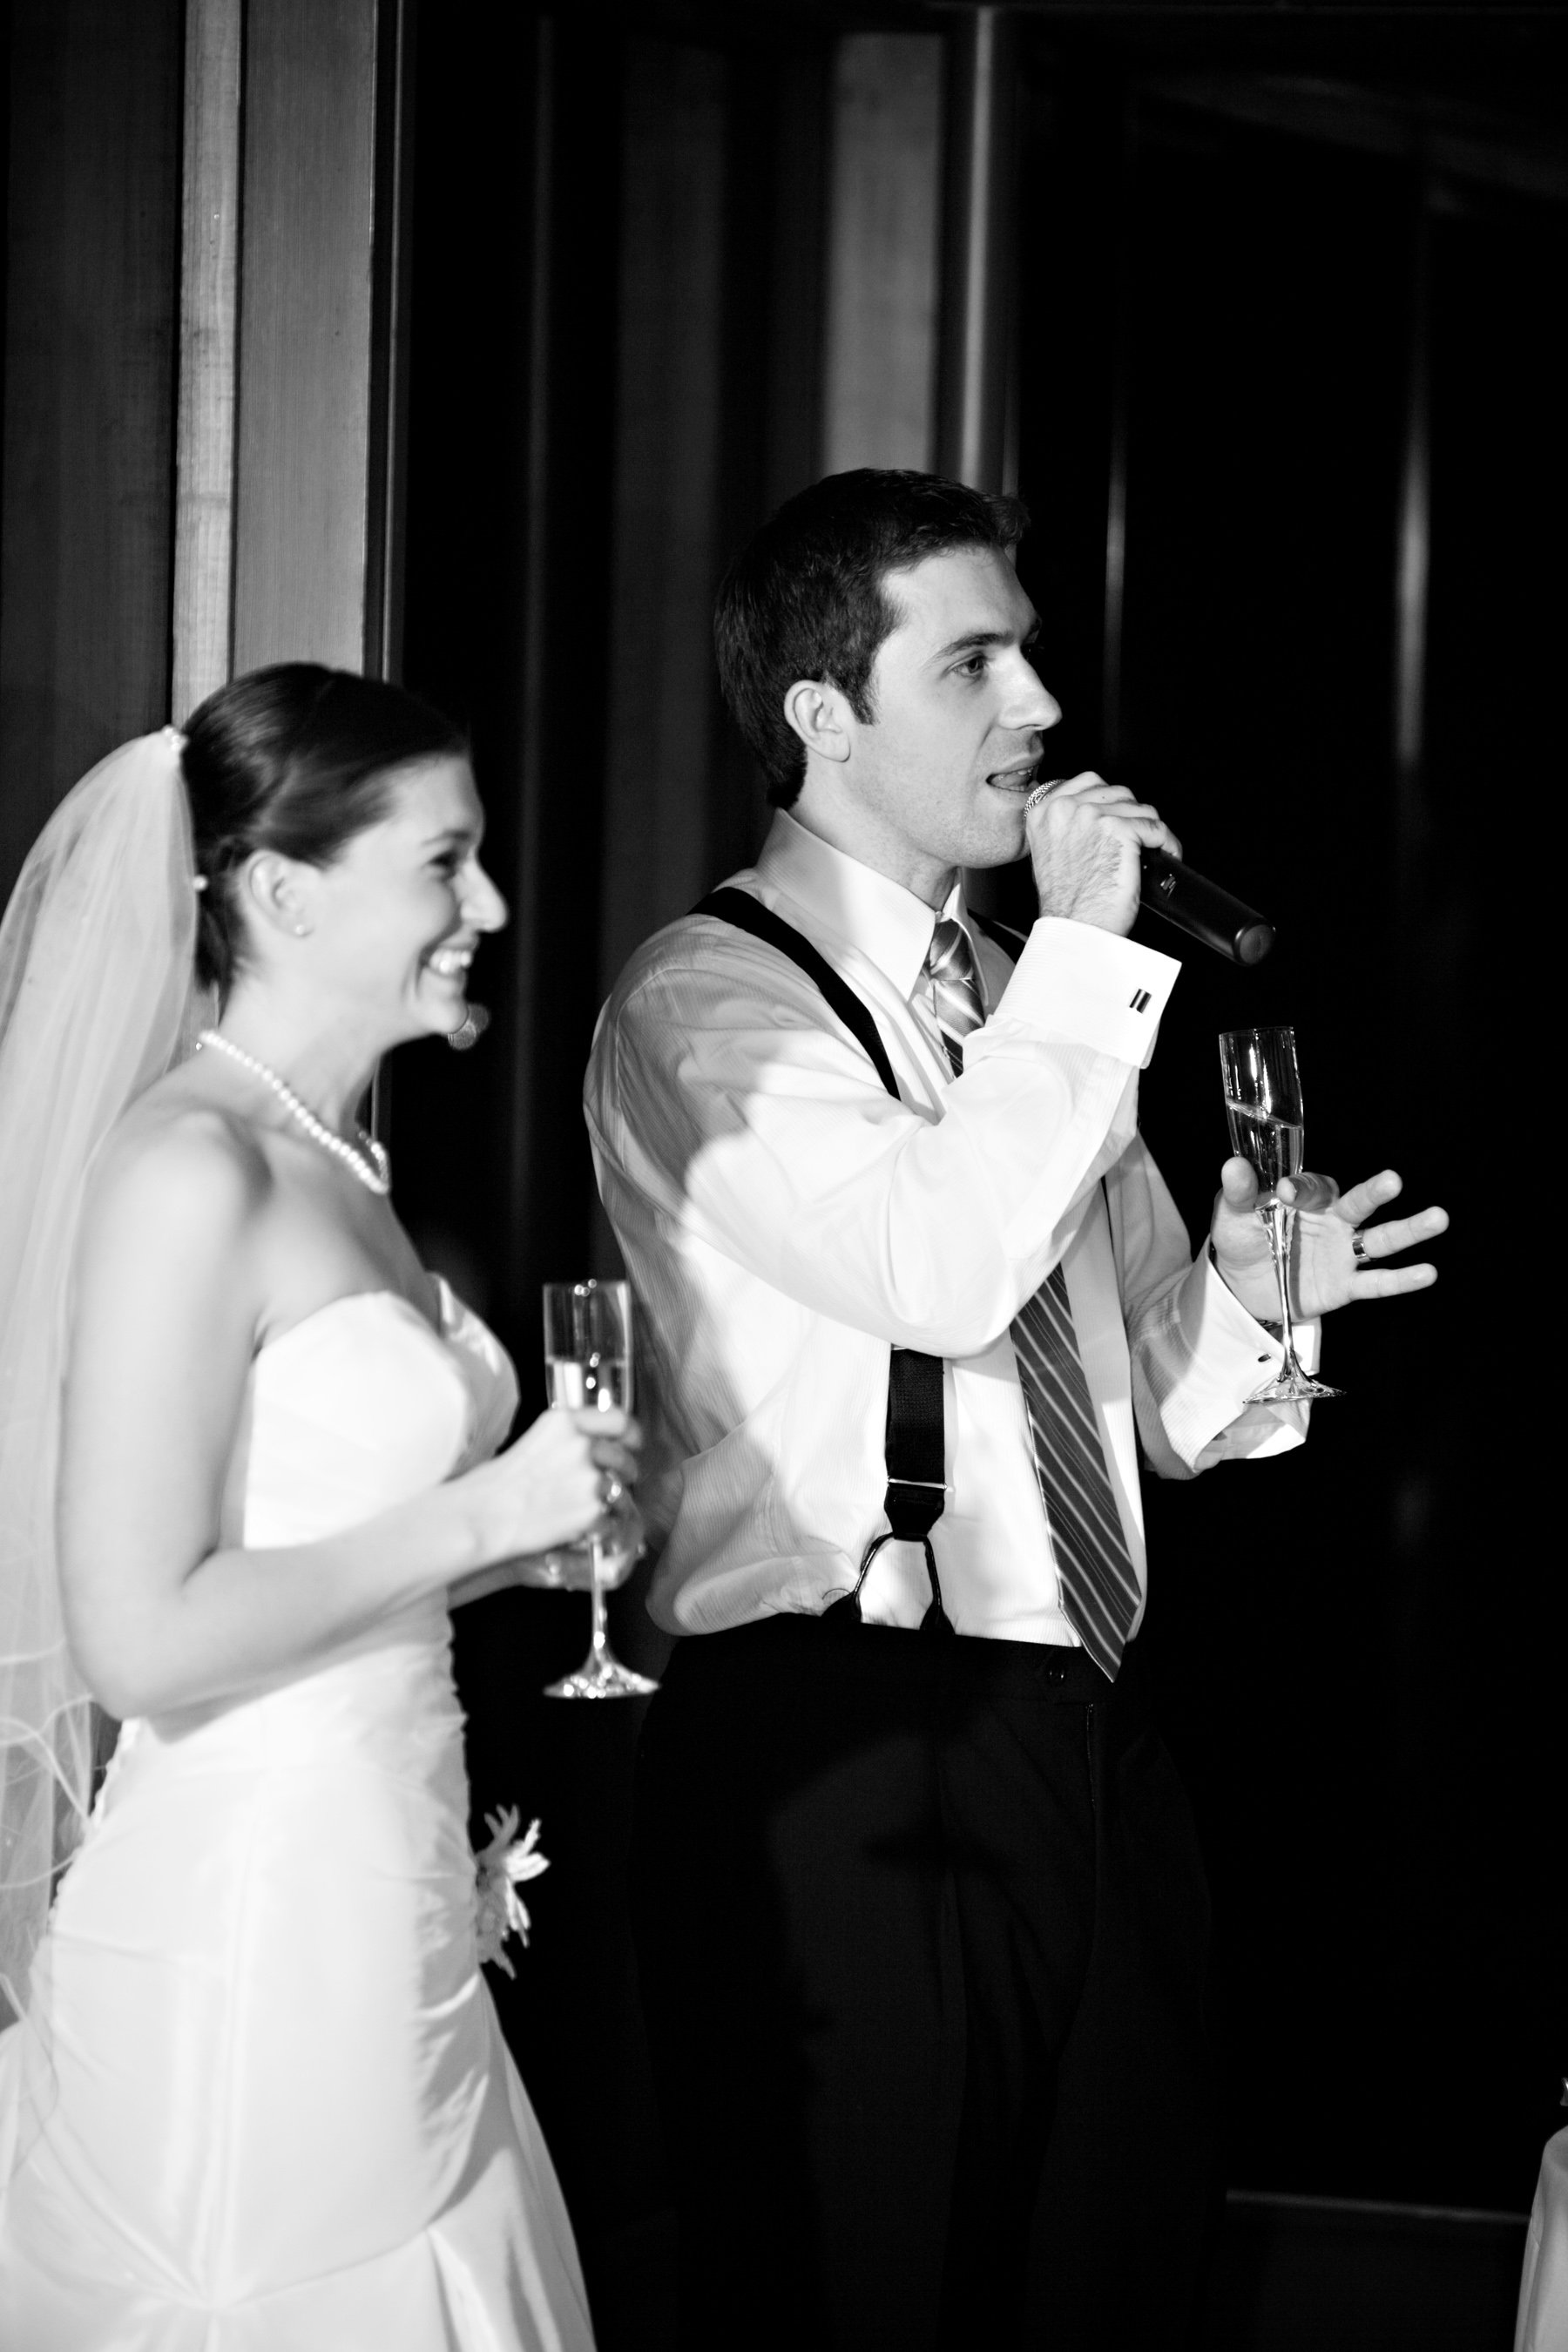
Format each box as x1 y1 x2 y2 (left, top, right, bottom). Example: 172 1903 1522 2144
1159 1251 1321 1467
991 918 1182 1070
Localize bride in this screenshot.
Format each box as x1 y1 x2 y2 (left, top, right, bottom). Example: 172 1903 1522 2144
0 666 637 2348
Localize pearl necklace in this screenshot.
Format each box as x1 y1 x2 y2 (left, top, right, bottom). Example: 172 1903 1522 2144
196 1030 391 1195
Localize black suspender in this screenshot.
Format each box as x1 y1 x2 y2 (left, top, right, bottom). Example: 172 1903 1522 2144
696 888 900 1095
693 886 956 1637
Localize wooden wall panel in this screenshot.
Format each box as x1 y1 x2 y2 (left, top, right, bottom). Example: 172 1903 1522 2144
172 0 243 724
0 0 183 902
760 49 830 518
598 38 729 1003
821 33 944 476
231 0 382 676
937 6 1020 493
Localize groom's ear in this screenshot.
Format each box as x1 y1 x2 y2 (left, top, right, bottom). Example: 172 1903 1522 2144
782 679 853 767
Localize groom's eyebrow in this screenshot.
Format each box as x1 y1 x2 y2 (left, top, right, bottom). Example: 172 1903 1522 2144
928 618 1041 665
422 824 482 848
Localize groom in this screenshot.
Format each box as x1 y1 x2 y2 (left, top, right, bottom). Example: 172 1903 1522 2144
585 469 1446 2348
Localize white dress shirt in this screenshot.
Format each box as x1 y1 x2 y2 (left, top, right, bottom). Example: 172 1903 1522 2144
585 809 1314 1646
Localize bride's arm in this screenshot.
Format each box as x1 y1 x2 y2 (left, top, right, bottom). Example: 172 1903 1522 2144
58 1112 635 1720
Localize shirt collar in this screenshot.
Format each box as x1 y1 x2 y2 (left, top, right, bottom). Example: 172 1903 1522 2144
755 809 970 1004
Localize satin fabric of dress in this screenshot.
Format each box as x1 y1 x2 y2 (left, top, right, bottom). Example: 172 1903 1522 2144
0 1286 594 2350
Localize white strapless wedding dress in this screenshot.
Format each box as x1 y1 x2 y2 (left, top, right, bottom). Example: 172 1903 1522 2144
0 1286 595 2350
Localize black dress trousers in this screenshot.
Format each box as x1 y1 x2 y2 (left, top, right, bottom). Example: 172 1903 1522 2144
629 1614 1216 2351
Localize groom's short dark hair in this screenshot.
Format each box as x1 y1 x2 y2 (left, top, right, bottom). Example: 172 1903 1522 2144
714 469 1029 810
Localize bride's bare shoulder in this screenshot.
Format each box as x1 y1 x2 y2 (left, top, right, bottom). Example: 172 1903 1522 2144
66 1078 272 1411
83 1075 273 1260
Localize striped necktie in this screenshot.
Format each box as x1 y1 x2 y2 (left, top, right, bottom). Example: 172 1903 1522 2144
919 917 1141 1680
926 916 987 1058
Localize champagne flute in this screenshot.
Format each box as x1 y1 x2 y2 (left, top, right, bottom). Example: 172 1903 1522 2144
541 1279 659 1700
1217 1026 1342 1405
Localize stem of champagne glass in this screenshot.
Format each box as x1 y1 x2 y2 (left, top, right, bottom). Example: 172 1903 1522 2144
588 1540 609 1666
1263 1199 1308 1382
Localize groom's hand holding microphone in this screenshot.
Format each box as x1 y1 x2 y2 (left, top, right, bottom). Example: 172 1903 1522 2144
1024 772 1182 935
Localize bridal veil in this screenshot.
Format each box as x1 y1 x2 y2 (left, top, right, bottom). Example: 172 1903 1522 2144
0 728 199 2025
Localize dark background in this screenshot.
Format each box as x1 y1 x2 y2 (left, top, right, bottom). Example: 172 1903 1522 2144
389 0 1565 2262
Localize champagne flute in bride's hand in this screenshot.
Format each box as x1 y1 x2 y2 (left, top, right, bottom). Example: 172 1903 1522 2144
1218 1026 1342 1405
541 1280 658 1700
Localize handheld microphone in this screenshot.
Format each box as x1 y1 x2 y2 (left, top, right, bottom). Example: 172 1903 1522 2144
1139 851 1274 966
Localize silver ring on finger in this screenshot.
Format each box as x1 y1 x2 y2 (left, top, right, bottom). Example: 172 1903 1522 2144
598 1471 624 1509
1351 1233 1368 1260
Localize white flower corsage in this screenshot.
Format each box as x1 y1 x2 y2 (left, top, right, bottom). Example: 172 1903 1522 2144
474 1806 550 1977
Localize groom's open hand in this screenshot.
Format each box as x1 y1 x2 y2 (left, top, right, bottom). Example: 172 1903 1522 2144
1209 1160 1450 1325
